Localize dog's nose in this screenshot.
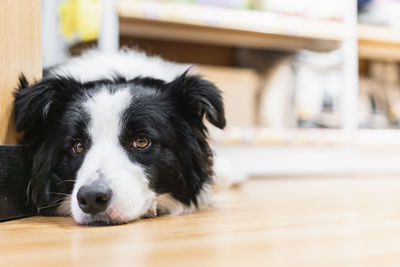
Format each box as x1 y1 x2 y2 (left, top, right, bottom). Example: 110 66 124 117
77 183 112 214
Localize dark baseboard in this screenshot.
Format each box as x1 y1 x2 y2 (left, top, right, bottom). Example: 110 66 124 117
0 145 35 222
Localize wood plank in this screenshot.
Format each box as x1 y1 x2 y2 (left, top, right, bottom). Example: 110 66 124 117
2 177 400 266
358 24 400 61
0 0 42 144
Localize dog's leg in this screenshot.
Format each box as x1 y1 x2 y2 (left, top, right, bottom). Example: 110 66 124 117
212 156 248 192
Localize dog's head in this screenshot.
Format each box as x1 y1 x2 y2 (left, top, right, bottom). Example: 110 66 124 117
14 72 225 225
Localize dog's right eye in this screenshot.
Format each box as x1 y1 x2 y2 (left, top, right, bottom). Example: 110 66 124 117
72 140 85 154
132 135 151 149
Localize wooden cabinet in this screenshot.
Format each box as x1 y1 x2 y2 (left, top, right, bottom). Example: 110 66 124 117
0 0 42 144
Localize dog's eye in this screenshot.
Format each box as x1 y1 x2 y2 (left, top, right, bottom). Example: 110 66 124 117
132 136 151 149
72 140 85 154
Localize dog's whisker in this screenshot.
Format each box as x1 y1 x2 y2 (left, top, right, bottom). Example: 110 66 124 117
37 200 67 210
56 180 75 185
37 195 70 210
48 192 71 197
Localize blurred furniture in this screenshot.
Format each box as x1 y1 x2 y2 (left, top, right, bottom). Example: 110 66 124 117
0 0 42 144
358 24 400 61
118 1 346 51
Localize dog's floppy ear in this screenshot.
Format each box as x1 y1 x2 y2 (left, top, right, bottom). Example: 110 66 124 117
14 75 56 136
14 74 80 146
168 71 226 129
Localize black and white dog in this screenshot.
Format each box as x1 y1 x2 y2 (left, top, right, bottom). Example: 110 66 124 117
14 49 233 225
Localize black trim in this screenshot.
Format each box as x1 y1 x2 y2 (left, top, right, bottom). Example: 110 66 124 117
0 145 35 222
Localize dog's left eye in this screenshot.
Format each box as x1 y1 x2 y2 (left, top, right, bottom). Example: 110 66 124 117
132 135 151 149
72 140 85 154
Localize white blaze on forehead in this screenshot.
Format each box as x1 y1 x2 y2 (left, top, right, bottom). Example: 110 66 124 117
70 88 155 225
86 88 130 144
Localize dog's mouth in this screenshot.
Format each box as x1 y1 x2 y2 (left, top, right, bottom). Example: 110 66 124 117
78 213 121 226
77 200 158 226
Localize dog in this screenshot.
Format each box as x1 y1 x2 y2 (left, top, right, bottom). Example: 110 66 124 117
14 49 230 225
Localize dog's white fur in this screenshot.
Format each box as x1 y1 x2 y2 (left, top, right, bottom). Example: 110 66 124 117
72 89 155 224
48 49 189 83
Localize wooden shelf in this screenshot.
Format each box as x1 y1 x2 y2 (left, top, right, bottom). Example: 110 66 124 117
214 128 400 176
210 127 349 146
117 1 400 61
117 0 348 52
215 143 400 176
358 24 400 61
210 127 400 147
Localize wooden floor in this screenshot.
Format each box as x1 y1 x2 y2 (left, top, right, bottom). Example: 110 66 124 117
2 176 400 266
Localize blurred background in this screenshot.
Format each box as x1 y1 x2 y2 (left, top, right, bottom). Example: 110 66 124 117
42 0 400 178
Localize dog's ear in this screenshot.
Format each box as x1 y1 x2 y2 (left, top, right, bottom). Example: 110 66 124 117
14 75 56 136
168 71 226 129
14 75 81 146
